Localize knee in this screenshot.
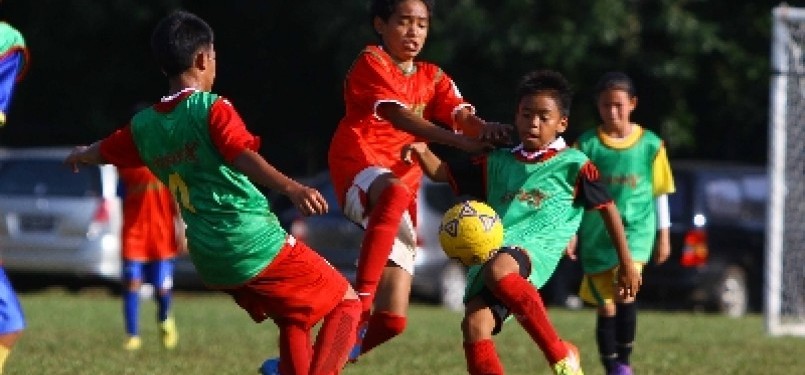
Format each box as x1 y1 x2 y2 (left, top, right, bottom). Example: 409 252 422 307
461 314 494 342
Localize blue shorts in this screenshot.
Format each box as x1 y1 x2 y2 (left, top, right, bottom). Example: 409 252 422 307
0 267 25 334
123 259 175 290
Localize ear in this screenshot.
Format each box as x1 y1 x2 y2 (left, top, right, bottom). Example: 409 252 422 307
558 115 569 134
193 49 212 71
630 96 638 111
373 16 385 36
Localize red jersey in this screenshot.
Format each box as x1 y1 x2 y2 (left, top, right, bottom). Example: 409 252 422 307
328 45 471 205
119 166 179 261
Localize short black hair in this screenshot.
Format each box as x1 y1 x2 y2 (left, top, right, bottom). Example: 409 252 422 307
594 71 636 98
516 70 573 117
151 10 214 77
369 0 435 39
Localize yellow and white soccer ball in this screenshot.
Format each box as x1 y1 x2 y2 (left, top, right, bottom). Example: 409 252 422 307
438 200 504 266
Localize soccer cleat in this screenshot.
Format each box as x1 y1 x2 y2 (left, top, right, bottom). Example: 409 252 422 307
347 321 368 362
160 317 178 349
608 361 633 375
258 357 280 375
124 336 142 351
552 341 583 375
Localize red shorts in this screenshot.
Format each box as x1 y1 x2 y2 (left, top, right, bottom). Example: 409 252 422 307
222 239 348 329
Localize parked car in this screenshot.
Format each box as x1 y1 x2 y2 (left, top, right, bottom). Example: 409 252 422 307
640 160 767 317
272 170 469 311
0 147 123 289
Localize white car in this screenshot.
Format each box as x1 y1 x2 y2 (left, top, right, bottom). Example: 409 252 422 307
0 147 122 288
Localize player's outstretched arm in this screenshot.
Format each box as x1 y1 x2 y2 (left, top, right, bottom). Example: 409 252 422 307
64 141 105 172
598 203 642 298
454 107 513 145
231 149 327 216
378 103 492 154
402 142 449 182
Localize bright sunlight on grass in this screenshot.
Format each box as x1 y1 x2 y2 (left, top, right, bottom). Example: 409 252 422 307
11 288 805 374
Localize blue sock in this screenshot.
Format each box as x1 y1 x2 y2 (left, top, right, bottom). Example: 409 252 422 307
157 290 172 322
124 291 139 336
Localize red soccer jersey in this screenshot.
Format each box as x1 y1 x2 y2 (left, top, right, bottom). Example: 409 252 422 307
328 45 471 205
119 166 179 261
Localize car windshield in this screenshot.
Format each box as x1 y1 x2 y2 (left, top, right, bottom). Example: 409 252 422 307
0 159 101 197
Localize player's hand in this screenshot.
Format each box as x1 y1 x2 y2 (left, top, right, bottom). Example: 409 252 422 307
616 263 642 299
64 146 89 173
288 184 328 216
479 122 514 146
653 231 671 265
401 142 428 164
456 135 494 155
563 235 578 260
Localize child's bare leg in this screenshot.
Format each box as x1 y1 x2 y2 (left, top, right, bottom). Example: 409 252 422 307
461 298 503 375
486 252 567 364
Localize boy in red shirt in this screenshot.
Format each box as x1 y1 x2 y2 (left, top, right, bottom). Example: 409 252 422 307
327 0 509 361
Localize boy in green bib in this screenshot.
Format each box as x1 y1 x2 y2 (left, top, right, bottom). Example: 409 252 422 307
404 70 641 375
64 11 360 375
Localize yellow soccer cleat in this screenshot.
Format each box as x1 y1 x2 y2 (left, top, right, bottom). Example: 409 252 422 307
552 341 583 375
160 317 178 349
124 336 142 351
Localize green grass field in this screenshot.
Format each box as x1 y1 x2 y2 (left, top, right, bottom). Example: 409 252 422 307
10 288 805 374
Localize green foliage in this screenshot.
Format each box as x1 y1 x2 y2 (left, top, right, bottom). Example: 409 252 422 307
0 0 780 173
12 289 805 374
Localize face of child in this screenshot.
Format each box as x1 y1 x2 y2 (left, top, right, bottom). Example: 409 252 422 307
515 92 568 151
374 0 429 64
596 88 636 130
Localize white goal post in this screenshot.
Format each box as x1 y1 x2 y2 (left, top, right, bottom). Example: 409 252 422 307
767 5 805 336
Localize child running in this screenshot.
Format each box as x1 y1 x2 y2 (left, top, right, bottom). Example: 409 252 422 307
574 71 675 375
403 69 642 375
64 11 360 375
327 0 508 361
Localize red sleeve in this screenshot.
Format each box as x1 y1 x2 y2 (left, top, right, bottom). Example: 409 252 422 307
346 51 404 113
575 161 613 210
428 68 471 129
208 98 261 162
99 125 145 168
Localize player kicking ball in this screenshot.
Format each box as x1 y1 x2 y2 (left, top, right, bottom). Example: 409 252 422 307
404 69 642 375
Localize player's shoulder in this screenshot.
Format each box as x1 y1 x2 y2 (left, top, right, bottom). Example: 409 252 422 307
558 147 590 163
635 124 662 141
575 127 599 144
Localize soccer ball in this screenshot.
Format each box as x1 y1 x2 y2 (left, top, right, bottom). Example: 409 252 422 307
438 200 504 266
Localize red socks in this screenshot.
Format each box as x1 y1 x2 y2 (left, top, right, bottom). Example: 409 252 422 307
492 273 566 363
309 299 362 375
355 183 411 311
464 339 504 375
360 311 406 355
278 323 313 375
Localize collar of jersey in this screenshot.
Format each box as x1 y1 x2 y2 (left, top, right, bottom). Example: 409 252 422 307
154 88 198 113
596 124 643 149
511 136 567 162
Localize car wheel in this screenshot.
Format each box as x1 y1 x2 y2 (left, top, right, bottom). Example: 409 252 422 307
439 260 467 312
716 265 748 318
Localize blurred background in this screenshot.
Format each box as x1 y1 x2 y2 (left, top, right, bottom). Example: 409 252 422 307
0 0 779 173
0 1 793 316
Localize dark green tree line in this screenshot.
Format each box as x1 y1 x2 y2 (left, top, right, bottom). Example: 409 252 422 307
0 0 784 175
